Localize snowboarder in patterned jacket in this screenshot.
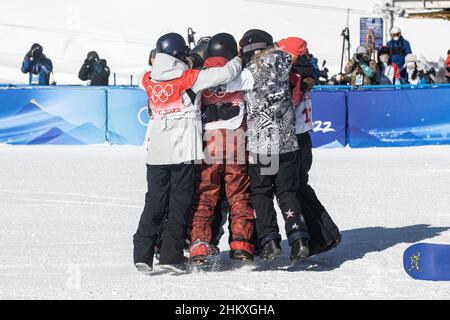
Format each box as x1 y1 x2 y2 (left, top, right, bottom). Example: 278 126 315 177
225 29 310 263
189 33 255 264
133 32 242 274
277 37 342 256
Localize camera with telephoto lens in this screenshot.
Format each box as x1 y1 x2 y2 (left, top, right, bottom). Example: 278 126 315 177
29 44 43 60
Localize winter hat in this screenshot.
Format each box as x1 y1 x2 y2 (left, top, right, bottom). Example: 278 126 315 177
87 51 99 60
379 46 391 56
356 46 369 55
239 29 274 55
390 27 401 35
405 54 418 64
277 37 308 64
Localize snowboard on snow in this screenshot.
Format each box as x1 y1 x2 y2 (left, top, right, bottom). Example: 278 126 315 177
403 243 450 281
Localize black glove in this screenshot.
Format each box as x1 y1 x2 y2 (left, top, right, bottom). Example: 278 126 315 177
187 52 205 69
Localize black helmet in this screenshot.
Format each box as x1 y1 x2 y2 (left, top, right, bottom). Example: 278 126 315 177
239 29 273 55
156 33 188 60
148 48 157 66
208 33 238 61
190 37 211 61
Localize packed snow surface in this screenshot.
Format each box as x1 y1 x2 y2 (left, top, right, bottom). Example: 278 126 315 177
0 145 449 300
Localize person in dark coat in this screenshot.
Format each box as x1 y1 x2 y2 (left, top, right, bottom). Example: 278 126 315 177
21 43 53 85
387 27 412 69
78 51 110 86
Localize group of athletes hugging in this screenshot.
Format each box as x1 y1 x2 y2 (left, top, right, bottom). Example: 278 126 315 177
133 29 342 274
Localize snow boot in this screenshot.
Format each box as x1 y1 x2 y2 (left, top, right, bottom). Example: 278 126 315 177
290 238 310 262
260 239 282 261
159 263 188 274
230 250 254 262
135 262 153 275
210 244 220 256
189 240 212 264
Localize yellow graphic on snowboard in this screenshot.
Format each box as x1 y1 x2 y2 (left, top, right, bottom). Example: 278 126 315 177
408 252 422 272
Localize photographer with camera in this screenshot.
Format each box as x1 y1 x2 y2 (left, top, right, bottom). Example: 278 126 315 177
345 46 377 87
78 51 110 86
21 43 54 85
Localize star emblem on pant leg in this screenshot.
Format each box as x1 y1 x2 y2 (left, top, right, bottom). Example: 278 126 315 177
292 223 300 230
285 209 295 218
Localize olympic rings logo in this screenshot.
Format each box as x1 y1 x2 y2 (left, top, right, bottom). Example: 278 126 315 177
147 84 174 103
203 88 227 99
137 106 150 127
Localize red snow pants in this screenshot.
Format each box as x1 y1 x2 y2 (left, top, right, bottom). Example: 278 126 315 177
191 125 254 254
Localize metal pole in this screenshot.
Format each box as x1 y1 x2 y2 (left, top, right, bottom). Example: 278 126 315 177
389 0 395 31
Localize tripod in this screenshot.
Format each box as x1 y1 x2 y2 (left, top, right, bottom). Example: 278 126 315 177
187 28 197 49
340 27 351 74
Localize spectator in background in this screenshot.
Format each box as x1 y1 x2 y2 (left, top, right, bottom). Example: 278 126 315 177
345 46 377 86
308 54 321 84
446 49 450 82
387 27 412 69
78 51 110 86
376 46 401 85
400 54 425 85
21 43 53 85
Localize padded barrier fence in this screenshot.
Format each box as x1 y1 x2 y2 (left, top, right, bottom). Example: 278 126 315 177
1 84 449 148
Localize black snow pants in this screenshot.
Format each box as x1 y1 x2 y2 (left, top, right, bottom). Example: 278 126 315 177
297 132 342 255
249 151 309 247
133 163 194 266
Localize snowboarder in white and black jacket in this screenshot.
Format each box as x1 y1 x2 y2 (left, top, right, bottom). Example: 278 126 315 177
226 29 310 263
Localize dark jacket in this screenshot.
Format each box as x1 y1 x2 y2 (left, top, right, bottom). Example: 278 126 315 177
21 54 53 85
387 36 412 69
78 59 110 86
292 55 315 91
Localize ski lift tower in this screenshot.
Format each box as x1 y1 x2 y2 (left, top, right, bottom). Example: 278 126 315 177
374 0 450 40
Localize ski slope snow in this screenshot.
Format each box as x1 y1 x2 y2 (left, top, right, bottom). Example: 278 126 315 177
0 145 450 300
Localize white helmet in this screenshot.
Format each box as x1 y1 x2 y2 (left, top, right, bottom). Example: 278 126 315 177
390 27 401 35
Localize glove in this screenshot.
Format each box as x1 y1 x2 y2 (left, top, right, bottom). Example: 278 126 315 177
186 53 205 69
361 64 375 78
301 78 315 92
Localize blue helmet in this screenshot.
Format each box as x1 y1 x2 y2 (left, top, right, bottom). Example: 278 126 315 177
156 33 188 60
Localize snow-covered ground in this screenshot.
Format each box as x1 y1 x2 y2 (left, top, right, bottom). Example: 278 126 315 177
0 145 449 300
